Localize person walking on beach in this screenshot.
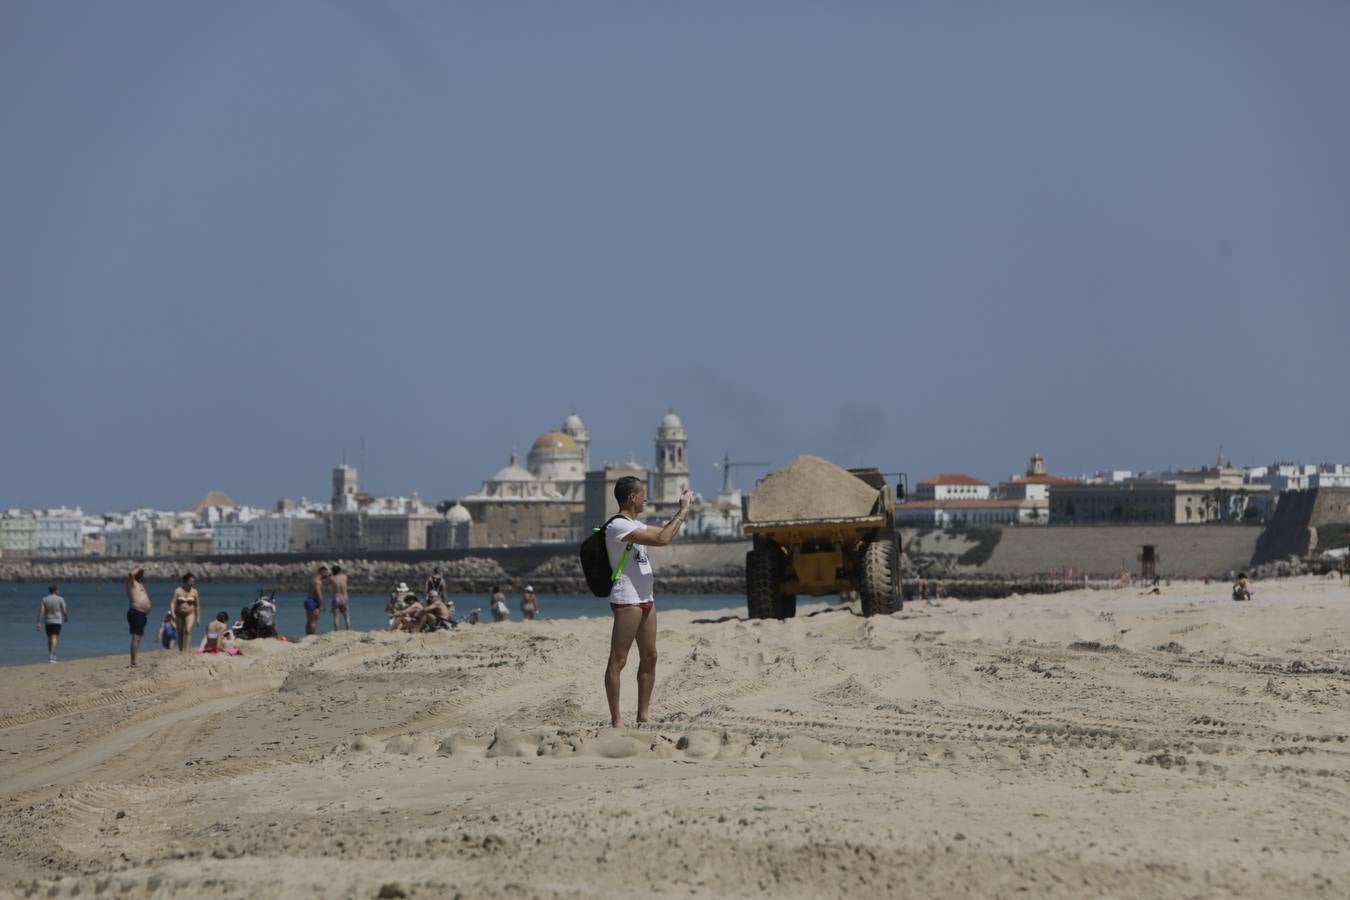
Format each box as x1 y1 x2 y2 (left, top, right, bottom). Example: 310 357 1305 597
521 585 539 621
170 573 201 652
126 565 151 668
305 566 329 636
330 565 351 631
37 584 68 663
603 476 693 728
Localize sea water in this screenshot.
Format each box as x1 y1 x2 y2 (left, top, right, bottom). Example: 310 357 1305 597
0 581 746 666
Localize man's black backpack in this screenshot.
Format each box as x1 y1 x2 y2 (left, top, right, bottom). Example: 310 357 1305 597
579 515 633 597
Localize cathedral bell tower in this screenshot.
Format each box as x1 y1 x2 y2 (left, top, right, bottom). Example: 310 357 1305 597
652 410 689 504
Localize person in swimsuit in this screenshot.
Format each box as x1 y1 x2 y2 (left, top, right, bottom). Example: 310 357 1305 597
490 585 508 622
126 565 152 668
202 611 230 653
305 566 329 636
170 573 201 652
602 476 693 728
520 586 539 621
157 613 177 650
425 567 447 598
37 584 68 663
330 565 351 631
408 591 452 635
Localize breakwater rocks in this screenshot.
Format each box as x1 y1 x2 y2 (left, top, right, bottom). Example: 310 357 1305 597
0 557 746 596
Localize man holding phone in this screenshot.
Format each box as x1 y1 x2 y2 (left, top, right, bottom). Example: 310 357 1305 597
603 476 694 728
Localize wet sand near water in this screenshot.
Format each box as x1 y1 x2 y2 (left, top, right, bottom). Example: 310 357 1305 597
2 577 1349 898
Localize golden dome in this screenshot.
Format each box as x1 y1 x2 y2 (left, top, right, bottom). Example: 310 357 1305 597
530 431 578 453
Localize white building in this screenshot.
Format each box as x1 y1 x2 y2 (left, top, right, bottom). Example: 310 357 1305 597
914 474 991 502
35 508 84 557
1312 466 1350 489
1246 462 1350 495
0 512 38 559
107 520 156 558
211 521 252 556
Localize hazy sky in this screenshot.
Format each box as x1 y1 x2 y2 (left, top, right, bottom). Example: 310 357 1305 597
3 1 1347 512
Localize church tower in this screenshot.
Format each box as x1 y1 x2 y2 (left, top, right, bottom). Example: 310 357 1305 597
652 410 689 504
561 413 590 470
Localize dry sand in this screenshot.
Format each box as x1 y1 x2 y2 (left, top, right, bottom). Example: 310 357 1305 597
3 577 1350 899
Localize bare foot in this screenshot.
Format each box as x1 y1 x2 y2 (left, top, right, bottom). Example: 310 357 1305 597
611 719 624 728
635 716 651 724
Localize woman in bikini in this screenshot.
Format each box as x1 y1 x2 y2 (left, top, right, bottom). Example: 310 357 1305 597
170 572 201 652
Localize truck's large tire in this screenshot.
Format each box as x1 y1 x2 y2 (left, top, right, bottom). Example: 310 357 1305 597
746 542 792 620
859 535 899 617
746 548 778 619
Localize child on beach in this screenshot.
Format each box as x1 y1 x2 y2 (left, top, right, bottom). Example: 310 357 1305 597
157 614 177 650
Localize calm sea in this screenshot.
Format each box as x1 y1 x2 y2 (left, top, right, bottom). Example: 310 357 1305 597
0 581 746 667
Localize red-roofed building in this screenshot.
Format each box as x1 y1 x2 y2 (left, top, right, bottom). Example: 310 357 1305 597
999 454 1078 502
914 473 991 502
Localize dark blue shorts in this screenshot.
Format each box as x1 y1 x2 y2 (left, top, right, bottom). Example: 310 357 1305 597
127 608 148 636
304 597 321 612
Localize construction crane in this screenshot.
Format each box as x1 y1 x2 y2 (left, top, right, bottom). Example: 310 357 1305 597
713 453 770 495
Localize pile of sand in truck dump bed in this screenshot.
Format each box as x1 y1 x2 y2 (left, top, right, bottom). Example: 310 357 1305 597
745 455 880 523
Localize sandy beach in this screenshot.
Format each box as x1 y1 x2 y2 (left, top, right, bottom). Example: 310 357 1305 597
3 577 1348 899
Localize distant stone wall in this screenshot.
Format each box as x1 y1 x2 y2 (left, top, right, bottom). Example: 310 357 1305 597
1253 488 1350 564
906 525 1260 578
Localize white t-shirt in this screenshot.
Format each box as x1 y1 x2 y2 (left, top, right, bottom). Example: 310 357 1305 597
605 515 654 605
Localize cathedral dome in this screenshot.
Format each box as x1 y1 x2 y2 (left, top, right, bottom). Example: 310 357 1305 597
659 411 683 430
531 431 579 454
445 502 472 524
562 414 586 434
492 456 536 482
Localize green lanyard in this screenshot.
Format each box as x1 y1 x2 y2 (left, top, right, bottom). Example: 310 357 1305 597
599 515 633 583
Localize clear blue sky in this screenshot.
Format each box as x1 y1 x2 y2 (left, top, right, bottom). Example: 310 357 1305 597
3 1 1347 512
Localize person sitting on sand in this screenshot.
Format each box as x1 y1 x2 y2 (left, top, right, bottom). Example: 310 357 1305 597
391 596 424 632
408 592 454 634
1232 573 1253 602
202 611 231 653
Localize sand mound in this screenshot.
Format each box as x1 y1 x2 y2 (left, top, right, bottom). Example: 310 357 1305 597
745 455 879 522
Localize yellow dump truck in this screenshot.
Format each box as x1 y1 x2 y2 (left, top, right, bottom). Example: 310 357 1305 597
742 456 903 619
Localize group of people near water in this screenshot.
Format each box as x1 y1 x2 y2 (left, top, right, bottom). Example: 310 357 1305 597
386 573 540 633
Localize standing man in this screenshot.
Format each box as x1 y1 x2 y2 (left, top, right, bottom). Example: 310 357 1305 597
37 584 69 663
126 565 151 668
330 565 351 631
170 573 201 652
603 476 693 728
305 566 329 636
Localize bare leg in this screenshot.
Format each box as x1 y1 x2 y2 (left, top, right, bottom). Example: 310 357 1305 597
47 630 58 657
306 608 320 636
605 607 643 728
129 633 141 668
634 607 658 723
175 612 190 651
